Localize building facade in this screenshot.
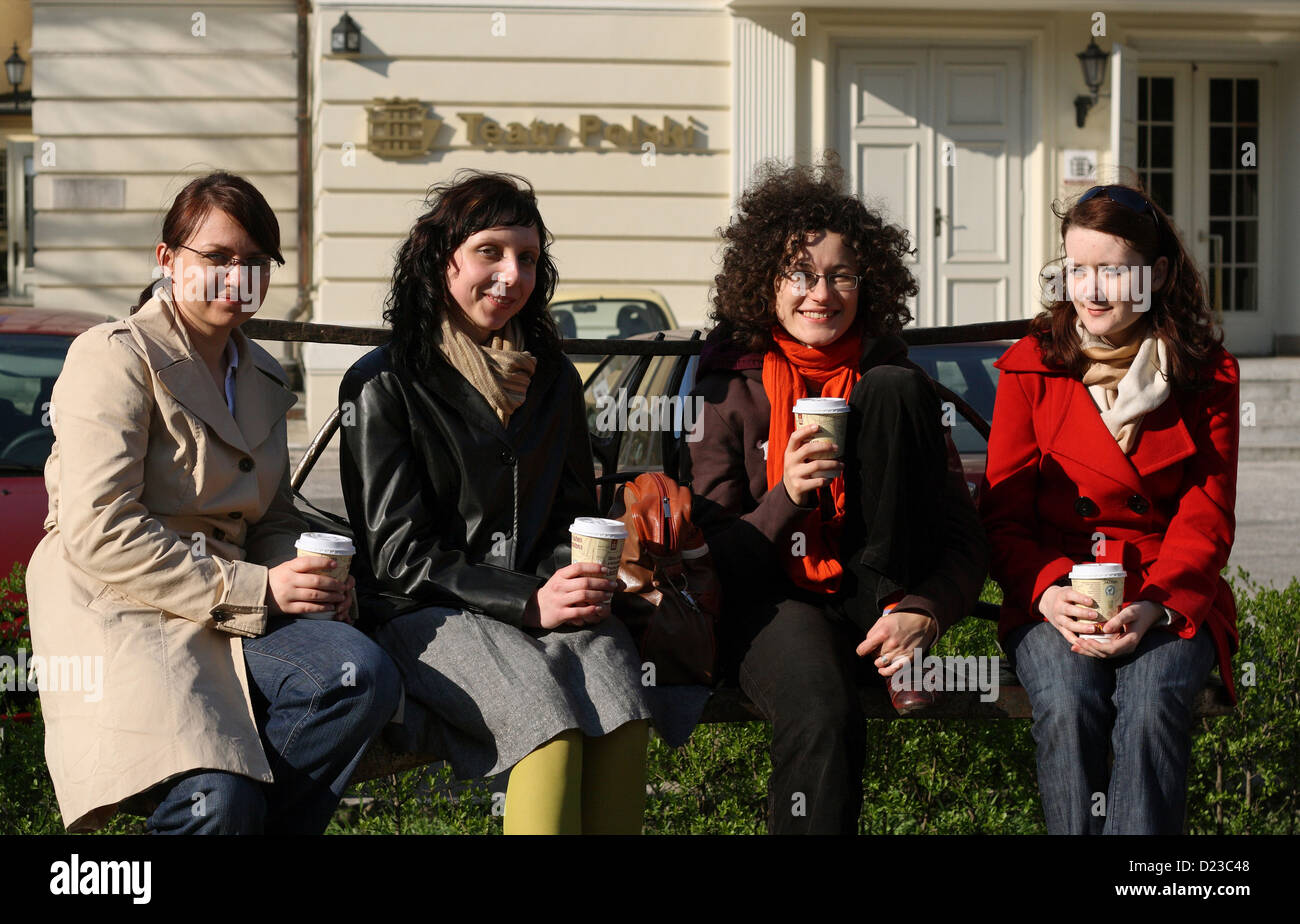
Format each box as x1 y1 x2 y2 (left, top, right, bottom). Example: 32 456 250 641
27 0 1300 433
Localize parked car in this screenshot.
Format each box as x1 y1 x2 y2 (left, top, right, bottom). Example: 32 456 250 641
0 308 114 577
583 328 1010 512
548 287 676 383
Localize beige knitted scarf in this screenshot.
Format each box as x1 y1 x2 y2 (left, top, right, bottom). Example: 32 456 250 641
437 312 537 425
1077 317 1171 454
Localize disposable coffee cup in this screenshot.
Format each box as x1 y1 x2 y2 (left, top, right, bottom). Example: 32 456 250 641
569 518 628 596
1069 562 1126 640
793 397 851 461
294 533 355 620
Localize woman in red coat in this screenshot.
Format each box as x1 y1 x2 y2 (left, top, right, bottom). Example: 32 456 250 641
981 184 1238 834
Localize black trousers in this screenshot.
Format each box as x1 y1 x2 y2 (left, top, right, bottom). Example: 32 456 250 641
720 364 951 834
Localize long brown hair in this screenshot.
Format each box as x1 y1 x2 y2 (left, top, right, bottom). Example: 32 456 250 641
133 172 285 312
383 170 559 378
1029 183 1220 388
710 154 917 353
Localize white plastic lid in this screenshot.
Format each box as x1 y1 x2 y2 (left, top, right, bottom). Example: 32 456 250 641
569 517 629 540
793 397 851 414
1069 562 1126 579
295 532 355 556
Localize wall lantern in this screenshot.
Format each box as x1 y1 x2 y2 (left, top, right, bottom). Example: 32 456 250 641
5 43 25 110
331 11 362 55
1073 39 1109 129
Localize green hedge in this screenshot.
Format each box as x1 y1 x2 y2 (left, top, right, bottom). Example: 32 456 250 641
3 565 1297 835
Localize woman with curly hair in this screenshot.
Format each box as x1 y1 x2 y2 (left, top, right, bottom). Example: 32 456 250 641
682 156 988 834
981 184 1238 834
337 170 674 835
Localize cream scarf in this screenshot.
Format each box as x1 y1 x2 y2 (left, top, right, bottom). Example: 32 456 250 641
437 312 537 425
1077 318 1171 454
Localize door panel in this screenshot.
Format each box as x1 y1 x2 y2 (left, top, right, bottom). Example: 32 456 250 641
943 141 1007 263
933 48 1023 326
840 45 1024 328
840 49 930 323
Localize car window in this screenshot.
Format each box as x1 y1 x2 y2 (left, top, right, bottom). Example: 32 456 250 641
908 345 1003 455
0 334 72 470
616 355 681 471
552 298 671 365
585 353 639 436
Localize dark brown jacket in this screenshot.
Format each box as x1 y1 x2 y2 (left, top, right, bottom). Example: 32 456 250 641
680 331 988 635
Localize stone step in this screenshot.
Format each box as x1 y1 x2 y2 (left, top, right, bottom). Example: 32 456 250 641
1239 445 1300 461
1234 358 1300 453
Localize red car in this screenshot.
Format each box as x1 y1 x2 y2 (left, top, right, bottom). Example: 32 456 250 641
0 307 114 578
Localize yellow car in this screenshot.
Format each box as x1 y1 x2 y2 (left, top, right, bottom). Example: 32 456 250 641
547 287 676 383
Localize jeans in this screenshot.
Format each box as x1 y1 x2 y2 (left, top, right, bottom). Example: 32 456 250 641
1007 619 1216 834
146 617 401 834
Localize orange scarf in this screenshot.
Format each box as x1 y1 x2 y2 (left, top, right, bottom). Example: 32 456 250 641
762 325 862 594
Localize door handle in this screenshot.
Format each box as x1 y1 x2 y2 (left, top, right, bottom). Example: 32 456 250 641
934 207 948 238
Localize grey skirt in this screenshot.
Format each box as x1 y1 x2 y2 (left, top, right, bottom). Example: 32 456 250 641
374 606 709 779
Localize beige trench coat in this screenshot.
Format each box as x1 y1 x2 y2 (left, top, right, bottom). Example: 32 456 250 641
26 294 304 831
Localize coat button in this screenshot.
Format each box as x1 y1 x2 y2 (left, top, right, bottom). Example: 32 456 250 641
499 449 515 465
1074 496 1099 518
229 511 242 520
1127 494 1150 514
238 457 254 472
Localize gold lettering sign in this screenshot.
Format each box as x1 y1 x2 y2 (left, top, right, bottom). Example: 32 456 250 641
367 98 443 158
458 112 702 151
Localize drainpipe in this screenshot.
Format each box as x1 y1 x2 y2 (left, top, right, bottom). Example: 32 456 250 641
288 0 313 387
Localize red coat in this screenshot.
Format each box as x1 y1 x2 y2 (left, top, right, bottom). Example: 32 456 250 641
980 335 1240 702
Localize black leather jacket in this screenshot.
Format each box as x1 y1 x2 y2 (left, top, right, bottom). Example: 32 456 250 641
338 340 597 629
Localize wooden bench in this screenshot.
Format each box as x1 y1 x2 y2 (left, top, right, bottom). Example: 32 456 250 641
243 316 1235 784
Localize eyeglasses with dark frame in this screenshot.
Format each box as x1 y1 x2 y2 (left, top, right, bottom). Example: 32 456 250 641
174 244 279 275
783 270 861 292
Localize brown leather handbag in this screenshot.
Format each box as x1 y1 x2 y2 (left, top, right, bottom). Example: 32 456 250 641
610 472 721 686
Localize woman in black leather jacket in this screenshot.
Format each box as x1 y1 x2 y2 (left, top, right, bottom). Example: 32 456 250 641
338 171 652 835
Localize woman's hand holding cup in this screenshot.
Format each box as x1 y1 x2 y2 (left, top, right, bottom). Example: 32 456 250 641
1037 584 1107 648
782 423 844 507
524 562 619 629
272 532 357 621
266 556 350 618
1075 600 1164 659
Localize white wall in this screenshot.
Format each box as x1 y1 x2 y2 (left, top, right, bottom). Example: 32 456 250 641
31 0 300 324
306 1 733 431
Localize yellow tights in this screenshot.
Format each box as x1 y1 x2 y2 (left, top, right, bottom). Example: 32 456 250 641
502 720 649 835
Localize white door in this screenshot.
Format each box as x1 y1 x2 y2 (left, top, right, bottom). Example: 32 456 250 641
837 45 1025 328
1133 64 1274 355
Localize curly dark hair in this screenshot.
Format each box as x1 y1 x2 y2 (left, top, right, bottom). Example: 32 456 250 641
709 154 917 352
1030 183 1221 389
383 170 559 378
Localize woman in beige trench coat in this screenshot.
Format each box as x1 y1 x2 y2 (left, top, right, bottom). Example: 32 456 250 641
26 172 400 833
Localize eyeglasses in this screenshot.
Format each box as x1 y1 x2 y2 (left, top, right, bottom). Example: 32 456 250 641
175 244 279 275
1077 185 1161 234
783 270 861 292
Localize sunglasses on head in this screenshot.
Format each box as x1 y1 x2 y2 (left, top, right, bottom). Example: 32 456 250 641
1077 185 1161 233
